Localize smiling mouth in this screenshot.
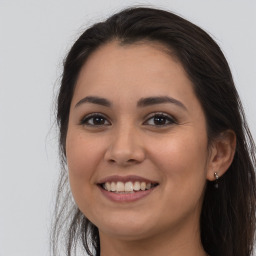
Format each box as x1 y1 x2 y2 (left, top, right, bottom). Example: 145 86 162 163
100 181 159 193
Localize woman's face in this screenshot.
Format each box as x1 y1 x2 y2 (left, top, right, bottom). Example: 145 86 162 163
66 41 213 241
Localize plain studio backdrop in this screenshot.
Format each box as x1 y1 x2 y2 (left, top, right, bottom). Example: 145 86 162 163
0 1 255 255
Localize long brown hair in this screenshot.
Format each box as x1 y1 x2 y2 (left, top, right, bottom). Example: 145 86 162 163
52 7 256 256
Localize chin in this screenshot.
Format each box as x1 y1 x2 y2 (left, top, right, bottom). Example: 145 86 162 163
95 214 156 240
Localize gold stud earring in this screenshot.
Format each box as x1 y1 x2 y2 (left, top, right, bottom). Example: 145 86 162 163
214 172 219 189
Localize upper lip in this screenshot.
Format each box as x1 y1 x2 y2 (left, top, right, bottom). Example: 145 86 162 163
97 175 159 184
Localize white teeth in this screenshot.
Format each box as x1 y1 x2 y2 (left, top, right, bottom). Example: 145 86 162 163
116 181 124 192
105 182 111 191
140 182 146 191
133 181 140 191
125 181 133 192
110 182 116 192
102 181 156 193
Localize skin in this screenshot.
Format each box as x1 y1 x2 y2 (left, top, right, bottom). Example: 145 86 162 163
66 41 235 256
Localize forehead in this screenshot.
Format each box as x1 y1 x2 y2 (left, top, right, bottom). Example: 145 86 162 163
72 40 197 108
79 40 181 80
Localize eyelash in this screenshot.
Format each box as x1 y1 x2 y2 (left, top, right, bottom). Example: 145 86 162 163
80 112 177 127
143 112 177 126
80 113 111 126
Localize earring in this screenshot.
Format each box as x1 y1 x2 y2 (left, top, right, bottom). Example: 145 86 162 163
214 172 219 189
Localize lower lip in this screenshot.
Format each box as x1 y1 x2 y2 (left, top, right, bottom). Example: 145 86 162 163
98 186 157 202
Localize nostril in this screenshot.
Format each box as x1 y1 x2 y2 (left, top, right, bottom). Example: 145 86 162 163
107 158 140 166
108 158 137 164
127 159 137 163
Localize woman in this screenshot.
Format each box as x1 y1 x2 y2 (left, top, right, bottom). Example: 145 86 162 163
52 7 256 256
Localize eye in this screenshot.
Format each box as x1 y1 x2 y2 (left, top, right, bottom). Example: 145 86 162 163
144 113 176 126
80 113 111 126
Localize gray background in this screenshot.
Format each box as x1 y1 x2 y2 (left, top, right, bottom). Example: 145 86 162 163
0 1 255 255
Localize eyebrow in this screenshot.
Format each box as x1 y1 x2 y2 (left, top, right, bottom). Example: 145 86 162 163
75 95 187 110
137 96 187 110
75 96 111 108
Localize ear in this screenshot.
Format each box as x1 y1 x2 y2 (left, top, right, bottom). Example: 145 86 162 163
206 130 236 181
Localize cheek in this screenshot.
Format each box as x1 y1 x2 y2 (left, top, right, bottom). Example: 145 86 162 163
66 130 103 177
149 132 208 219
65 130 105 203
148 131 209 190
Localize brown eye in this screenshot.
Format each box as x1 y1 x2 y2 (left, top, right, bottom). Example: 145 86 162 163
81 114 111 126
153 116 168 125
144 113 176 126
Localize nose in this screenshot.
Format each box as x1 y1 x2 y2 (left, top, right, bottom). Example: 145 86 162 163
104 126 146 166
